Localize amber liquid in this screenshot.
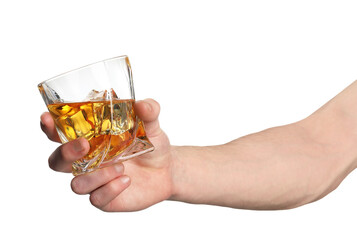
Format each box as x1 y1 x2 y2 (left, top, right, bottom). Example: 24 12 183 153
48 99 148 175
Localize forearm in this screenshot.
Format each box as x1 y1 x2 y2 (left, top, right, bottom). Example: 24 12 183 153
170 81 357 210
170 127 322 210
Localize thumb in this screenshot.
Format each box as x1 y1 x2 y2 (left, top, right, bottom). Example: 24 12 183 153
135 98 162 138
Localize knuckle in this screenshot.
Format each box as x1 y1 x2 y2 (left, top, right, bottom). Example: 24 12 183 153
48 152 59 171
59 143 75 162
101 167 115 180
48 134 58 142
45 131 54 141
71 178 83 194
107 180 119 193
58 145 67 160
48 157 56 170
90 193 103 208
101 202 115 212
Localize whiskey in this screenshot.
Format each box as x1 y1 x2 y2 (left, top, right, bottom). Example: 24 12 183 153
48 99 149 175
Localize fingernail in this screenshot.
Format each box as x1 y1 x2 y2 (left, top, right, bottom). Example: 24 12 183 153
73 139 84 152
114 164 124 173
120 176 130 184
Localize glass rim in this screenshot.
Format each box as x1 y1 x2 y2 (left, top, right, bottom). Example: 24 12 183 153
37 55 129 87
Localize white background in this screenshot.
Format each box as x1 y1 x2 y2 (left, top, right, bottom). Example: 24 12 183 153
1 0 357 239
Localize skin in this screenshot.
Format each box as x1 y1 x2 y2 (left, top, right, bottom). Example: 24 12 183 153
40 81 357 211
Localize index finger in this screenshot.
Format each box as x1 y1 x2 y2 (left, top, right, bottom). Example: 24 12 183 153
40 112 61 143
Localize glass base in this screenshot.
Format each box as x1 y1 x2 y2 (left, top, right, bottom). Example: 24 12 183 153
72 137 154 176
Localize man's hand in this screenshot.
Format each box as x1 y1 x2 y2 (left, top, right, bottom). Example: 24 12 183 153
41 99 174 212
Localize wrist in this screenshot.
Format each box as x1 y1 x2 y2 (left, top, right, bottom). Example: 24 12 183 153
168 145 223 204
168 145 196 202
168 145 181 201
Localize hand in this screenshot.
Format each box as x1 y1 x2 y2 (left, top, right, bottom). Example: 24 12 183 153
40 99 174 212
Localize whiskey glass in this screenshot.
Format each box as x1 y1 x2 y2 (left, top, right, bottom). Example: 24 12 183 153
38 56 154 175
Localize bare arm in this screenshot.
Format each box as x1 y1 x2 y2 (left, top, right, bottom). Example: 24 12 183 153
41 81 357 211
169 81 357 209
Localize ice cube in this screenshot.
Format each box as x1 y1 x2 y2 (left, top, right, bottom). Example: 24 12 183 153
84 88 120 101
110 88 119 99
85 89 107 101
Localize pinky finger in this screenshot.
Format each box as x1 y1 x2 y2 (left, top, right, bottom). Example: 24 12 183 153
89 175 131 210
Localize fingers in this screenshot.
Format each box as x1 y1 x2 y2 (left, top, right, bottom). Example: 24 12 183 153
40 112 61 143
71 163 125 194
90 175 130 210
71 163 130 210
135 98 162 137
48 137 90 172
